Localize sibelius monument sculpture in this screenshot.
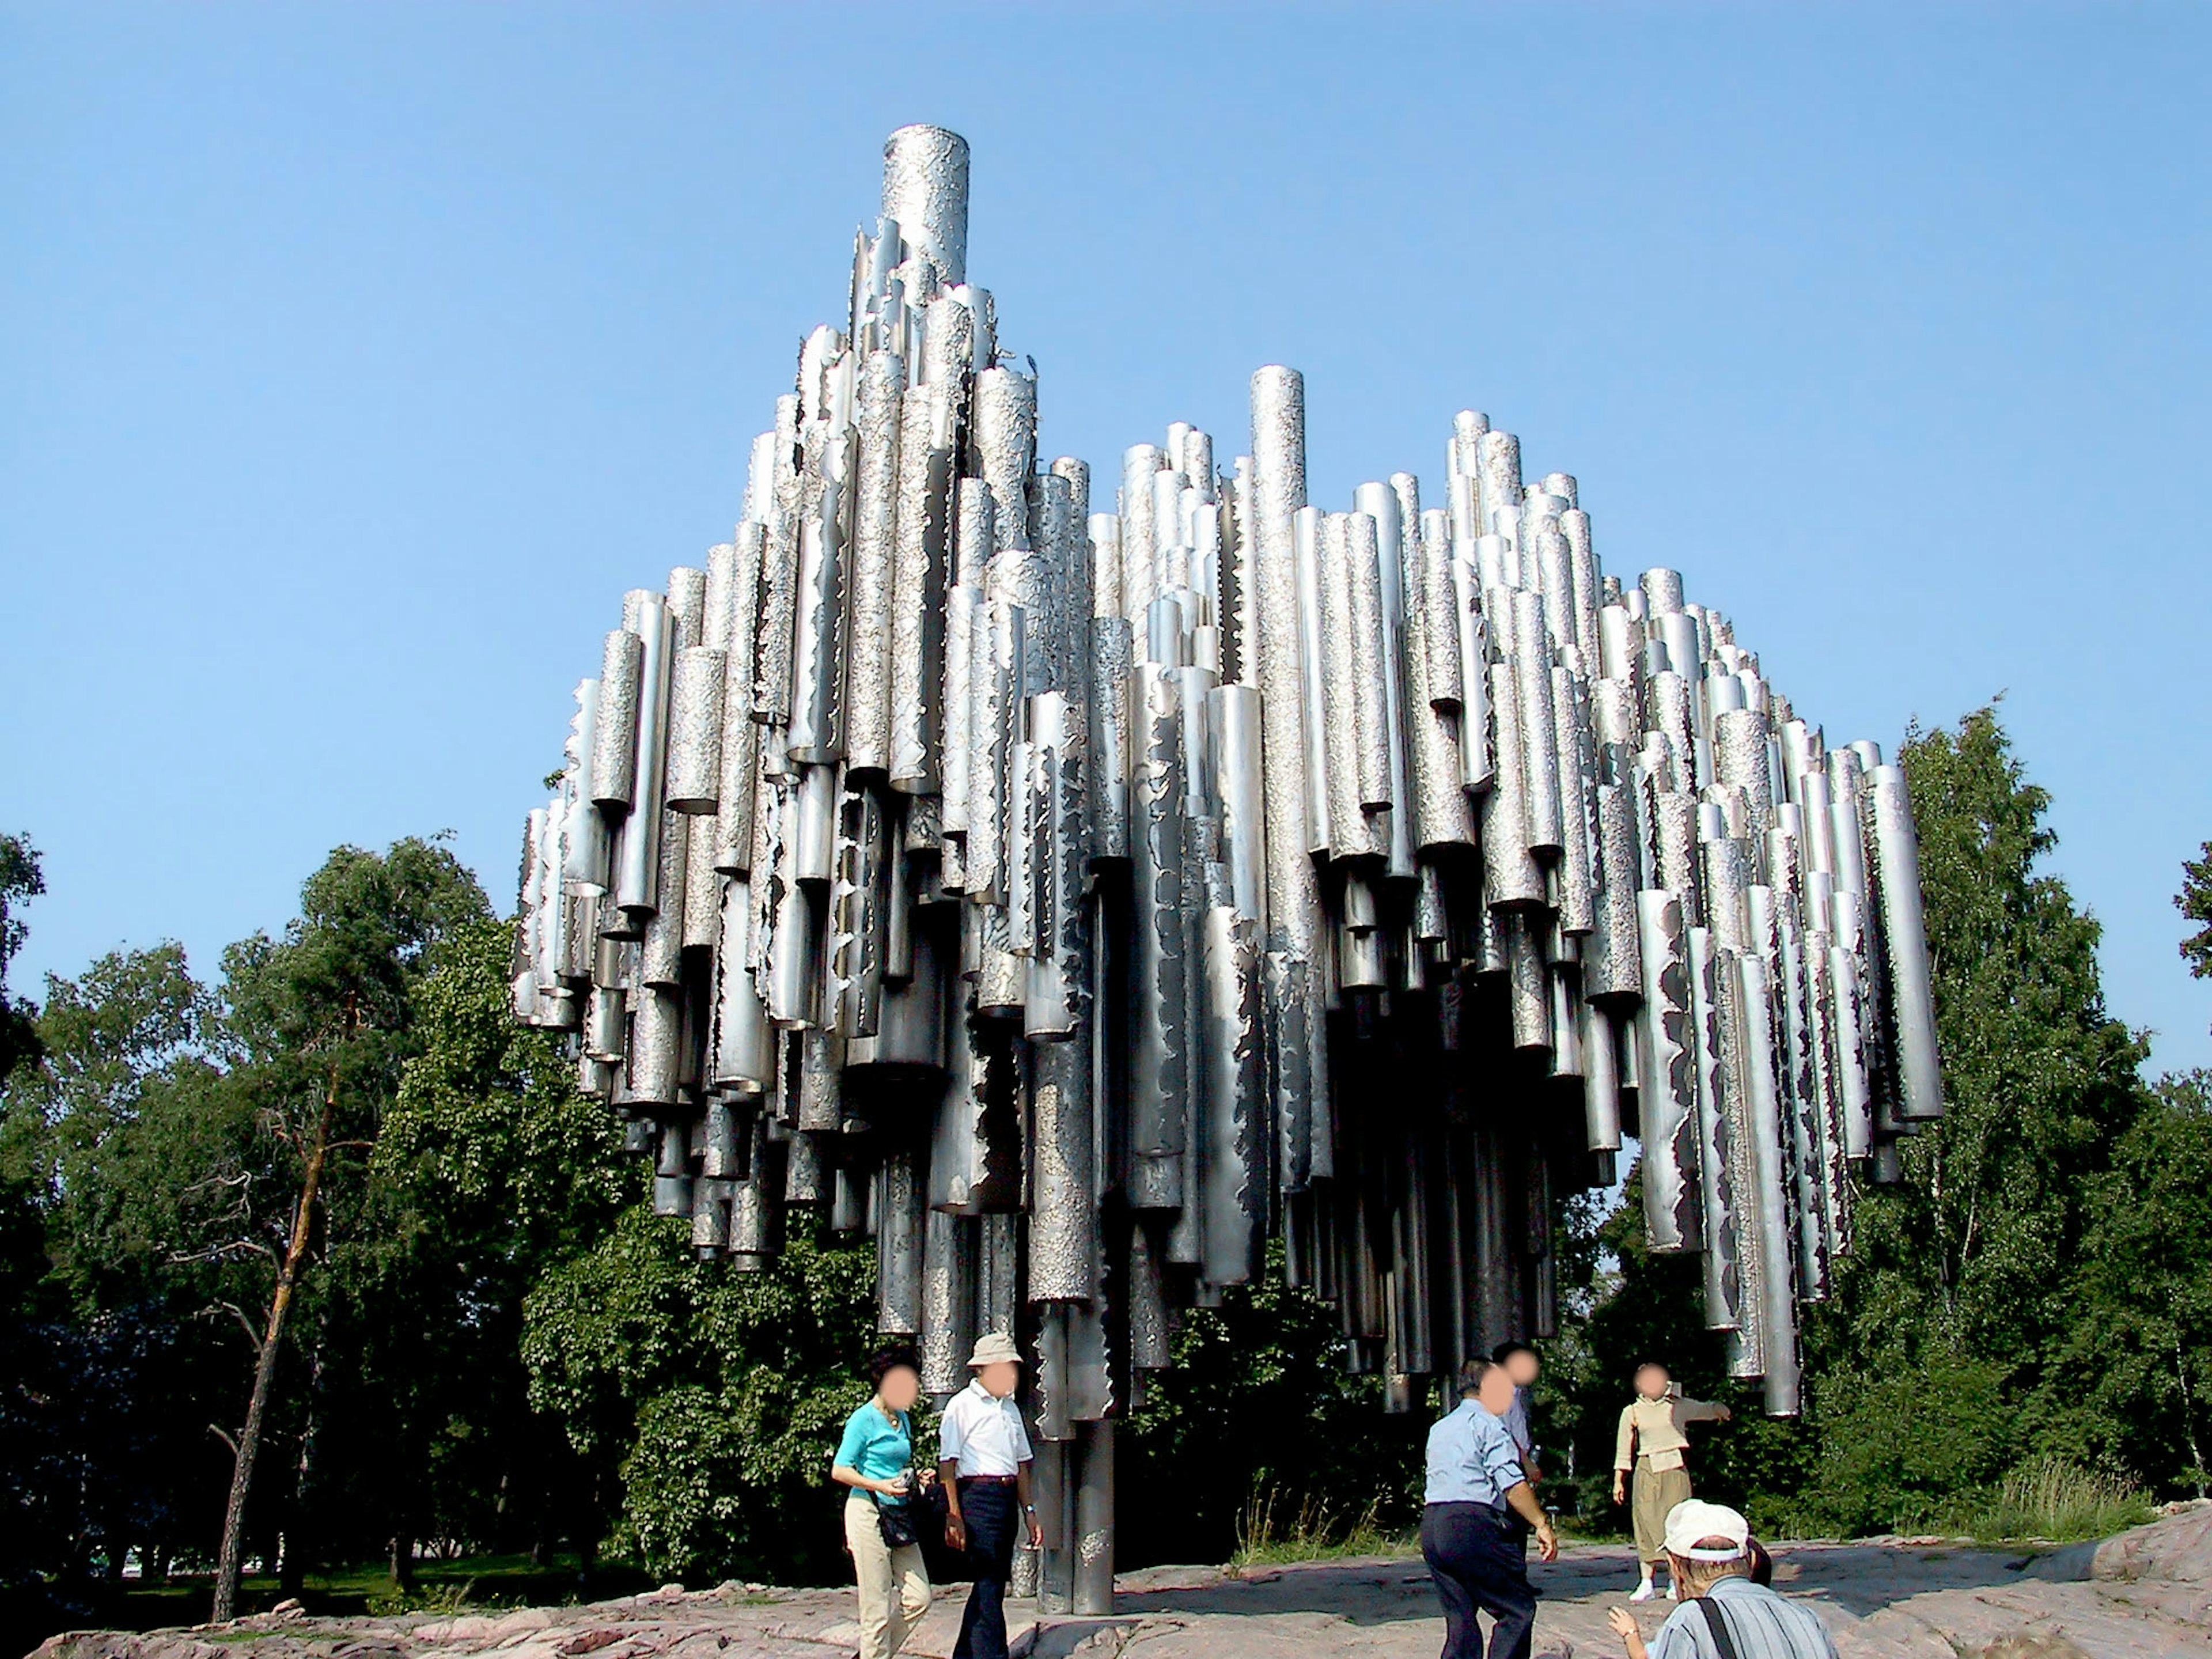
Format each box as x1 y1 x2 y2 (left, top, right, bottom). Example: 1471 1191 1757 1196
507 126 1944 1612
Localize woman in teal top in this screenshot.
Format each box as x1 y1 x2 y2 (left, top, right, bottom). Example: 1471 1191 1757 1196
830 1344 930 1659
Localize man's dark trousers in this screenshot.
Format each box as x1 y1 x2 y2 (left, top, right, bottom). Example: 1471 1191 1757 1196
953 1478 1017 1659
1421 1501 1538 1659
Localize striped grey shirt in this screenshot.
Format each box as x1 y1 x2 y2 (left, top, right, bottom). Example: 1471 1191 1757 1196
1647 1577 1839 1659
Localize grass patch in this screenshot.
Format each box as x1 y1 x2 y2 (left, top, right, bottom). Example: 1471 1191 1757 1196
1228 1485 1416 1569
1948 1457 2157 1544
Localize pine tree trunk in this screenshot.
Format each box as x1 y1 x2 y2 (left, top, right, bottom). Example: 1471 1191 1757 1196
210 1010 352 1623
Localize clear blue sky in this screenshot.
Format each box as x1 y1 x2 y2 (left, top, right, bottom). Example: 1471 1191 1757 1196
4 4 2207 1071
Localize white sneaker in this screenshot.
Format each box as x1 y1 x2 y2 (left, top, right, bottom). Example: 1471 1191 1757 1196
1630 1581 1656 1603
1665 1581 1679 1601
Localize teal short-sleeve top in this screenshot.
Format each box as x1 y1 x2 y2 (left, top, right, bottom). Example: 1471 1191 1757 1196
834 1400 912 1485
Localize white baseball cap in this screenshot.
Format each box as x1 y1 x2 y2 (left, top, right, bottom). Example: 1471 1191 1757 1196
1662 1499 1751 1560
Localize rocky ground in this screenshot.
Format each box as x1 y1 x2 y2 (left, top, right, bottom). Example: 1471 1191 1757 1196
31 1508 2210 1659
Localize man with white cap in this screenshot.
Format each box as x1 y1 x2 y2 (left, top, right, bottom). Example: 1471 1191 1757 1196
937 1332 1042 1659
1604 1500 1838 1659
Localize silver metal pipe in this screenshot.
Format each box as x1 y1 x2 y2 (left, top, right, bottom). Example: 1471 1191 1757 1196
921 1208 978 1395
786 426 853 764
1120 444 1162 622
1315 510 1371 857
614 597 674 925
880 124 969 286
711 881 775 1093
844 347 904 781
1209 684 1267 921
1200 902 1266 1289
974 366 1037 560
1637 889 1699 1238
1552 664 1596 936
1026 693 1088 1037
1511 590 1562 858
1692 928 1745 1343
1355 480 1415 877
590 628 643 810
1418 507 1463 711
1482 660 1545 908
1344 509 1393 822
1869 764 1944 1122
1292 506 1334 856
752 395 802 725
712 525 766 872
1029 1018 1097 1300
665 645 726 813
1089 616 1133 863
1127 661 1190 1179
1735 952 1801 1412
875 1147 925 1336
1073 1421 1115 1616
1404 590 1474 851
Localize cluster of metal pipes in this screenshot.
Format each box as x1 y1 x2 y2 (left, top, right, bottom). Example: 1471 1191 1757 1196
508 126 1941 1607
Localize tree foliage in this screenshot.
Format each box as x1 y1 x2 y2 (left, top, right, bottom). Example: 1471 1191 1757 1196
2179 843 2212 1005
522 1211 877 1584
0 834 46 1088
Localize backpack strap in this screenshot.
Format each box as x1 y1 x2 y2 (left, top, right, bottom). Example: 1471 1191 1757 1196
1696 1596 1745 1659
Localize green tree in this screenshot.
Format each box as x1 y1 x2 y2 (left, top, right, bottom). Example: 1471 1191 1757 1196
1796 708 2161 1521
0 834 46 1086
2178 843 2212 1008
522 1210 877 1584
358 913 634 1574
203 838 487 1619
1840 707 2150 1363
2066 1070 2212 1498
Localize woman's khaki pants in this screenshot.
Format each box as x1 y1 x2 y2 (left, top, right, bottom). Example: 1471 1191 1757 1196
844 1490 930 1658
1632 1460 1694 1566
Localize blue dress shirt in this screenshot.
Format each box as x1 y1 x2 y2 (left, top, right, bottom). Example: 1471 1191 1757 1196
1425 1398 1528 1506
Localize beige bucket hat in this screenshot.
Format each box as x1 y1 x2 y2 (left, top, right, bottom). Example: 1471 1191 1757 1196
967 1332 1022 1368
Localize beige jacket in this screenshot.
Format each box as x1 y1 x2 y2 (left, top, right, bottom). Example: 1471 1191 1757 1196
1613 1389 1724 1473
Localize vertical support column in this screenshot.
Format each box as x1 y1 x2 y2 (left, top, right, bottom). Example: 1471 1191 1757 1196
1073 1419 1115 1617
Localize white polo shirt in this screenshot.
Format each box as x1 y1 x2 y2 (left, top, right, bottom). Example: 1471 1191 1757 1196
938 1378 1034 1477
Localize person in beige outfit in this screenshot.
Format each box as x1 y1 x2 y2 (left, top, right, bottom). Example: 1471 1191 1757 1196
831 1343 931 1658
1611 1361 1732 1601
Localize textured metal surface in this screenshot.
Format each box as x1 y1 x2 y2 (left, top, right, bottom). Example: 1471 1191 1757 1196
843 347 904 780
665 645 726 813
880 124 969 286
590 629 643 809
512 134 1946 1565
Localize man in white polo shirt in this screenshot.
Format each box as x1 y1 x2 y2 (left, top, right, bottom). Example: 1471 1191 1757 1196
937 1332 1043 1659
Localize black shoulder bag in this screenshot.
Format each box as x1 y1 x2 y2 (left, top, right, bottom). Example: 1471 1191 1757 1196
871 1424 925 1557
1696 1597 1745 1659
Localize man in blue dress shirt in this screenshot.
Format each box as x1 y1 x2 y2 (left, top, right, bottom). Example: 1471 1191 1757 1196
1424 1357 1559 1659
